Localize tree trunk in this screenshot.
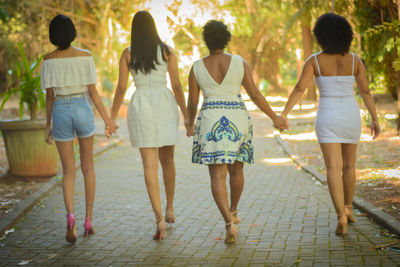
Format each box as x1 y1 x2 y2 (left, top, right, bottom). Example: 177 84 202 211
301 12 317 100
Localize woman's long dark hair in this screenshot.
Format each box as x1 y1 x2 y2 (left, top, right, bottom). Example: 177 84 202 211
130 10 170 74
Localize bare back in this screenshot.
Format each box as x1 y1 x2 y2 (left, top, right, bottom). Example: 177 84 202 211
313 53 358 77
202 53 233 85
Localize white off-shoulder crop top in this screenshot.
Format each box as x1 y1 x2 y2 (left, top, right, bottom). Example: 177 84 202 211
41 55 97 96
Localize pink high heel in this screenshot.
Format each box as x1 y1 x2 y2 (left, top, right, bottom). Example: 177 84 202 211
153 219 166 240
66 213 77 243
84 217 95 236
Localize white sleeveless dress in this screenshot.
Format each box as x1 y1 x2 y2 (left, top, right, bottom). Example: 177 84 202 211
127 46 179 147
314 52 361 144
191 54 254 165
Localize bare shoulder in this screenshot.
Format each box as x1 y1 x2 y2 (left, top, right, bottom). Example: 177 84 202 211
43 49 59 60
163 44 175 60
121 47 130 63
73 47 92 57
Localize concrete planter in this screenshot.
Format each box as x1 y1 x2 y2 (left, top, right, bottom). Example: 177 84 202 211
0 119 59 177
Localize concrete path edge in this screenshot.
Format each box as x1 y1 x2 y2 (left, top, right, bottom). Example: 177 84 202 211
275 134 400 237
0 135 123 236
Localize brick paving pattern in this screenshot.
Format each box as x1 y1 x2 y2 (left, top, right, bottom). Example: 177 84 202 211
0 111 399 266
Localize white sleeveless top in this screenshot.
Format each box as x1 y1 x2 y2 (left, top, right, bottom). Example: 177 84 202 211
129 46 167 90
312 52 361 144
41 54 97 96
313 52 356 97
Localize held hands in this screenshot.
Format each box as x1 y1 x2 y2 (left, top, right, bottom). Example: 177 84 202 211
184 118 195 137
370 119 380 140
105 119 118 138
45 126 53 145
273 115 289 131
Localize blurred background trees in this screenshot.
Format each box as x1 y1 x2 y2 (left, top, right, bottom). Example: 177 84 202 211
0 0 399 131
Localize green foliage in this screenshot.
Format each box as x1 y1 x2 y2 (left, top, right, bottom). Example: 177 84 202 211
365 20 400 71
0 7 8 23
354 1 399 99
0 43 44 119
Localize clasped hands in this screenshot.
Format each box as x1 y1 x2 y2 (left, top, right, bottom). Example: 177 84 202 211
105 119 118 138
273 115 289 131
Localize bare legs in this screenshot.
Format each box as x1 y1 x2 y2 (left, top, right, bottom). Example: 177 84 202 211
78 137 96 219
56 136 95 242
56 141 76 216
208 162 244 243
319 143 358 235
158 146 176 222
228 162 244 214
139 145 176 239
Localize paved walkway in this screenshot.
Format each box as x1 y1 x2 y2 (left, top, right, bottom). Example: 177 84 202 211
1 111 400 266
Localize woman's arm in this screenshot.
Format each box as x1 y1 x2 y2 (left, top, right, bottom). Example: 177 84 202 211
45 88 54 144
354 57 380 139
87 84 117 137
241 60 286 128
281 58 315 119
110 48 130 121
186 66 200 136
166 46 188 122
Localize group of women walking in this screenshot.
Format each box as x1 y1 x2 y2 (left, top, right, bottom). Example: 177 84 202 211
41 10 380 244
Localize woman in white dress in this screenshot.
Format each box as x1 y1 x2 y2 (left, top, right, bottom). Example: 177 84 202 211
110 11 187 240
187 20 286 244
42 15 117 243
281 13 380 235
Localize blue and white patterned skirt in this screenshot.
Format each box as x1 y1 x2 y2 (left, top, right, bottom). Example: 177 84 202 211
192 95 254 165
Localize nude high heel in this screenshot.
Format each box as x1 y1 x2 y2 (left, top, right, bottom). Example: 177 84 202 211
345 205 356 223
231 211 240 224
66 213 77 244
165 209 175 224
224 222 238 244
335 213 348 236
153 218 167 240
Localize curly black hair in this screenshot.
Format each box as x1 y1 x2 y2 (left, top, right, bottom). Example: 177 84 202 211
313 13 353 55
49 14 76 50
202 20 231 51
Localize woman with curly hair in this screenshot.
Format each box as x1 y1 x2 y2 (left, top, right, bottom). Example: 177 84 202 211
186 20 286 244
281 13 380 235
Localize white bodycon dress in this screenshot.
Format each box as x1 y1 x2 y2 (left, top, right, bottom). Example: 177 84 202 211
314 52 361 144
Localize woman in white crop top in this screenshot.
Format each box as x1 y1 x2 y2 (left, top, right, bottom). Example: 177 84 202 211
280 13 380 235
41 15 117 243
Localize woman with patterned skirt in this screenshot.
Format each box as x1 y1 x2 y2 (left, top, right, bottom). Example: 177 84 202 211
186 20 286 244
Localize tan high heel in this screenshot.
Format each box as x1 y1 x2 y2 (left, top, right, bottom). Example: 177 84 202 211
224 222 238 244
231 211 240 224
345 205 356 223
165 209 175 224
153 219 167 240
335 213 348 236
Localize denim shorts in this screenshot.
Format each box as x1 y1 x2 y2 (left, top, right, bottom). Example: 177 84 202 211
52 96 96 142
